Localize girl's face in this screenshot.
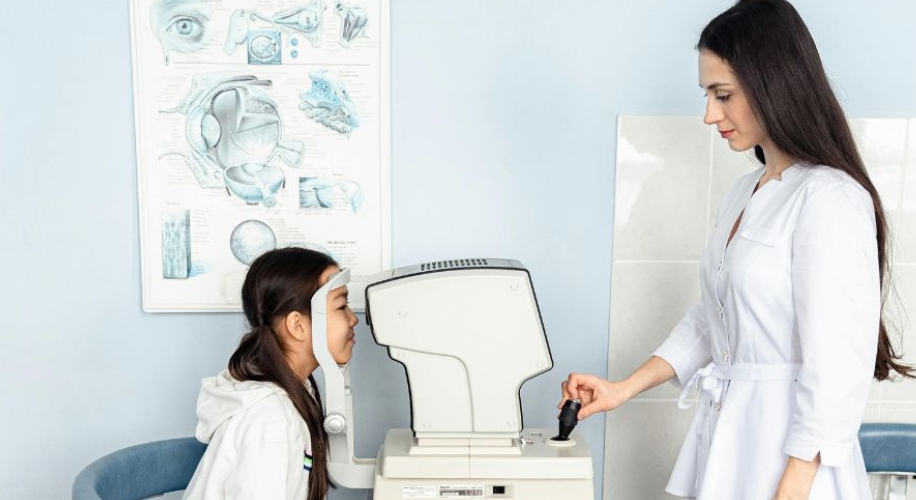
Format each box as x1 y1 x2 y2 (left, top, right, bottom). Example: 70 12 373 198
320 265 359 364
698 49 769 152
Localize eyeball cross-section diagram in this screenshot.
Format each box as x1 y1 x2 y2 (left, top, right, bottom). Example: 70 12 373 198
247 30 282 65
229 220 278 265
160 74 304 208
149 0 213 65
298 70 359 135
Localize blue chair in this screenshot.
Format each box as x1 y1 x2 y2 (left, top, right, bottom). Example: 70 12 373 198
859 423 916 500
72 437 206 500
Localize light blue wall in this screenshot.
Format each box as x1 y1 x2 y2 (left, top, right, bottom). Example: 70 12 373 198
2 2 915 499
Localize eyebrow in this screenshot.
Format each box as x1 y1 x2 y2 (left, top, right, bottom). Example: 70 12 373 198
701 82 731 91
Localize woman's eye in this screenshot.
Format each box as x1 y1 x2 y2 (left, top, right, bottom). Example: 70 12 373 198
716 94 731 102
167 16 204 39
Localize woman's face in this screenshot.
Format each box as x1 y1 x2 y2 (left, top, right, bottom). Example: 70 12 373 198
320 265 359 364
698 49 768 152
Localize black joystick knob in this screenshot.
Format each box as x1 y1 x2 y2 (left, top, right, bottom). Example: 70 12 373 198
552 399 581 442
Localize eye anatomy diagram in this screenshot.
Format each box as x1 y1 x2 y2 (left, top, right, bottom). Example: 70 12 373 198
225 0 327 56
246 30 282 64
160 74 304 208
272 2 326 43
299 177 365 213
161 209 192 279
298 70 359 135
229 220 278 265
335 2 368 48
149 0 213 65
131 0 388 311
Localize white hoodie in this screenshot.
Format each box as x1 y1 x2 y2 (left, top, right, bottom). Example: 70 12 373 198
182 370 314 500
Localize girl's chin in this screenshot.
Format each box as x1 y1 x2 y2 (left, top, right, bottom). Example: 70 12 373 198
333 346 355 364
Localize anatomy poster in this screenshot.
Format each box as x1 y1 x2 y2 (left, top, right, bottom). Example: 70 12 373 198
130 0 390 312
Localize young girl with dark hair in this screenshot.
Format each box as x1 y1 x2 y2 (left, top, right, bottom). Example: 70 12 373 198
562 1 914 499
182 247 358 500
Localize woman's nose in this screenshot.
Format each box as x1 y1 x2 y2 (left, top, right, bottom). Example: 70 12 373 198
704 100 721 125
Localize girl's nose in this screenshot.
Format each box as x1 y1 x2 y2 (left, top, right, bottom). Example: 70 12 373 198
349 310 359 327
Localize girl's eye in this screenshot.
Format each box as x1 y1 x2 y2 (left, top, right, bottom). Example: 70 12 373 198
716 94 731 102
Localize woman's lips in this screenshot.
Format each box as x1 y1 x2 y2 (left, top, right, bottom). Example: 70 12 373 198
720 130 734 139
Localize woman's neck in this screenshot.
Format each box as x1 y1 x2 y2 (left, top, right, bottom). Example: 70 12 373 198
758 140 796 184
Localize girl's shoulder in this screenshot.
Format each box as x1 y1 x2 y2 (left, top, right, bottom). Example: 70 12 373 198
242 384 300 421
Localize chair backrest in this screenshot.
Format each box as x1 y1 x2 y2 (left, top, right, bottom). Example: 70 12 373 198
73 437 207 500
859 423 916 474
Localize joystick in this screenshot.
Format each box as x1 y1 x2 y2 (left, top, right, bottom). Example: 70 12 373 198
552 399 581 442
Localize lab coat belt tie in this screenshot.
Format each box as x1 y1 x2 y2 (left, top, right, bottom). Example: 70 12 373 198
677 362 802 494
677 362 802 410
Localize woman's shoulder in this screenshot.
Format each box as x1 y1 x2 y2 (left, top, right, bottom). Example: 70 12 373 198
787 164 876 229
791 163 870 200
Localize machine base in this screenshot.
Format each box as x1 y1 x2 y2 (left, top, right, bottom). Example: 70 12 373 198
372 428 594 500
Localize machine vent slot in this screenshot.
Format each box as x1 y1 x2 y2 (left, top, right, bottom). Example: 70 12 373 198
420 258 489 271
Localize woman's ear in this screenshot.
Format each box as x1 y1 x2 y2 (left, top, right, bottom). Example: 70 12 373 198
284 311 312 341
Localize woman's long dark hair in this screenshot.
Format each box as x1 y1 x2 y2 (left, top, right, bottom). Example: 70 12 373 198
699 0 913 380
229 247 339 500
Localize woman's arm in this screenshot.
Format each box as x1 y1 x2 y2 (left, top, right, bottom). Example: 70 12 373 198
560 355 676 419
772 454 821 500
781 182 880 497
561 291 713 420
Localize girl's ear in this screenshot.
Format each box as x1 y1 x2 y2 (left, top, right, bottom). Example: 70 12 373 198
284 311 312 341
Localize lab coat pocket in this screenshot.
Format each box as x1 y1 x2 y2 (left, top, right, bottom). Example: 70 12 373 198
730 227 786 303
737 228 778 247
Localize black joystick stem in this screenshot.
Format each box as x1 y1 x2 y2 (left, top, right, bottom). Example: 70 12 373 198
552 399 581 441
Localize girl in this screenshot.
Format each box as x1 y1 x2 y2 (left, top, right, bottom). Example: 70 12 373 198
183 247 358 500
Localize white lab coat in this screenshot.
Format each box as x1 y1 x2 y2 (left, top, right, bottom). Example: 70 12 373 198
653 164 879 499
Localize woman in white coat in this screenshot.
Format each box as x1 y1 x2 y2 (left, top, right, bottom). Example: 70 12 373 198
561 1 915 499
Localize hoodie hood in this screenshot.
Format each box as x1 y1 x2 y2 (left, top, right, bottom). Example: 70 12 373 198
194 370 285 443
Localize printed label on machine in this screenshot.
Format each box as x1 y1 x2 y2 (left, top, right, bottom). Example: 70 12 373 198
438 485 484 498
401 486 437 498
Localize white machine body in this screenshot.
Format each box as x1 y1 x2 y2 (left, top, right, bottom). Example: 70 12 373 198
313 259 594 500
366 259 551 439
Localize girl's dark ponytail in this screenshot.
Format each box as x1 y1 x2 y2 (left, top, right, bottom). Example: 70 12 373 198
230 247 338 500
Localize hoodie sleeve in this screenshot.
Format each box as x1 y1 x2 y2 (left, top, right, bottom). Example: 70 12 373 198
228 400 296 500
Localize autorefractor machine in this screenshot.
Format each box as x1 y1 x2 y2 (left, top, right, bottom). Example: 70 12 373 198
311 259 594 499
